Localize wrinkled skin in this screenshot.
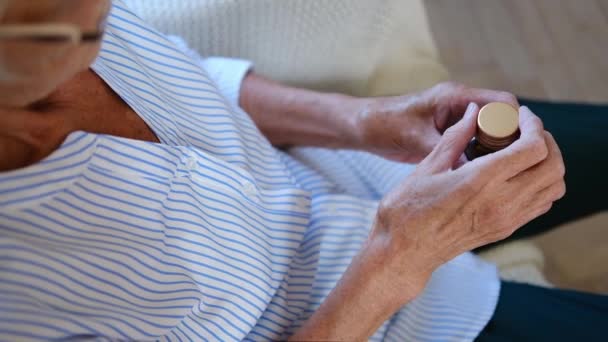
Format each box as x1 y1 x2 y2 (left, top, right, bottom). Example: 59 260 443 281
354 82 519 164
373 103 566 288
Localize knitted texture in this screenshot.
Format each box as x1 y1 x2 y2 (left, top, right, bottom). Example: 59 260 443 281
123 0 448 96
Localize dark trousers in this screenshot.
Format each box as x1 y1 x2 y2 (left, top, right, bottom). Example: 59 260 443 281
477 281 608 341
476 100 608 341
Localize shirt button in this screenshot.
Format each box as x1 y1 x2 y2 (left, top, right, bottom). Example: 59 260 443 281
298 198 310 208
186 158 198 171
242 181 257 197
328 206 340 215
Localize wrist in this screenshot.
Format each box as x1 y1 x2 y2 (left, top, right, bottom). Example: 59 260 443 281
291 229 425 341
349 94 426 159
366 219 432 304
324 94 368 149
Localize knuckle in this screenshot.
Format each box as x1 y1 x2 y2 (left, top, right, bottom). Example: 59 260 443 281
436 81 466 94
544 131 561 155
543 130 558 150
524 113 545 133
499 91 518 105
556 161 566 178
530 115 545 135
557 182 567 199
544 131 558 150
533 115 546 132
443 123 458 135
440 81 462 89
500 228 514 240
493 225 513 241
439 127 460 147
528 137 549 162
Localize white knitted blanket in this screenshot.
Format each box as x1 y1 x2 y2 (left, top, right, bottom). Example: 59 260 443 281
123 0 448 96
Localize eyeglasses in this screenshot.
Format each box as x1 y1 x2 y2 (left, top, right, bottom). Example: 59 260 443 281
0 23 103 44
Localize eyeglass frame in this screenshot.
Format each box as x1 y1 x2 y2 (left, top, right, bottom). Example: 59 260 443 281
0 23 104 44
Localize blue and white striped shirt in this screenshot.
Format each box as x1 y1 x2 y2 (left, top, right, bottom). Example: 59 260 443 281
0 2 500 341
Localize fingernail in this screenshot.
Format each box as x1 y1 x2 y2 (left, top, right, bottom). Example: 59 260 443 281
465 102 478 116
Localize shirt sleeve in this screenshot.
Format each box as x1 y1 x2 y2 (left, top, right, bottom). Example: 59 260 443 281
167 35 253 107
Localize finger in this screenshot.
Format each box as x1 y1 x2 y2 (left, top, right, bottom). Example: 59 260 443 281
448 88 520 119
469 105 548 181
420 129 442 159
507 131 565 193
500 176 564 239
472 201 553 248
423 102 479 173
544 131 565 176
508 203 554 237
525 179 566 210
463 88 520 108
453 153 468 170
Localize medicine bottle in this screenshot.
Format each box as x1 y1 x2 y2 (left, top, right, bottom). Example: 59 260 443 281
465 102 520 161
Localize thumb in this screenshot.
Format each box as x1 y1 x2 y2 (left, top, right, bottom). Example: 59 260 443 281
423 102 479 173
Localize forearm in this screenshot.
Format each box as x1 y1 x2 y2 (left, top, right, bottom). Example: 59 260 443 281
239 73 363 149
290 231 427 341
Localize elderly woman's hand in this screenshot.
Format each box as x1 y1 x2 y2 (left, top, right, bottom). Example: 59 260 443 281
291 103 565 341
372 103 565 293
351 82 520 163
0 0 110 107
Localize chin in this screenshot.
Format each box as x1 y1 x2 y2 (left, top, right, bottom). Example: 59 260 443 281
0 81 57 108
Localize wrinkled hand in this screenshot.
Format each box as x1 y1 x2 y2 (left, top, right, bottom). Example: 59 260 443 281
371 103 565 293
353 82 519 163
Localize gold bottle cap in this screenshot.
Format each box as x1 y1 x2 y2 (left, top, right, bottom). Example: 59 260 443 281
477 102 520 150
